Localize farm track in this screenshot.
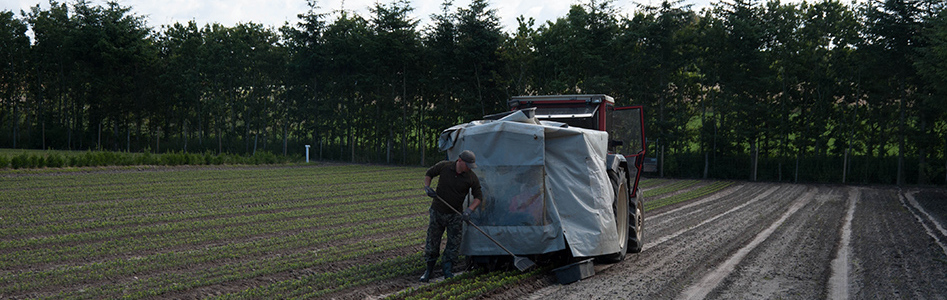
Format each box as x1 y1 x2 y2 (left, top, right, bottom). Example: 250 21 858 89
3 164 945 299
518 183 947 299
849 188 947 298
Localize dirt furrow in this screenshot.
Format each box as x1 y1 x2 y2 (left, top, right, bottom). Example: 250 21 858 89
508 183 947 300
849 188 947 299
645 184 780 248
704 186 848 299
525 183 808 299
903 191 947 256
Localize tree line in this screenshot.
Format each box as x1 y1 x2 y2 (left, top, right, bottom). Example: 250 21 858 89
1 0 945 185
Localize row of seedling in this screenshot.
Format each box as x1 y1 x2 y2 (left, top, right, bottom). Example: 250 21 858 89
1 192 427 268
644 181 734 212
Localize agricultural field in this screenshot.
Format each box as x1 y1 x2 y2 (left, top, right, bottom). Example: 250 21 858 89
0 149 294 170
1 164 429 299
2 164 945 299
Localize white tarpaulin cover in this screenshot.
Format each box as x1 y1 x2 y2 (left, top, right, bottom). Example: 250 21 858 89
439 111 620 258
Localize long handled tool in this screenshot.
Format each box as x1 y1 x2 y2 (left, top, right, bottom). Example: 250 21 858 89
433 194 536 271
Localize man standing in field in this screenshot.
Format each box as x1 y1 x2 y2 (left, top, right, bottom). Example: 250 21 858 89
421 150 483 282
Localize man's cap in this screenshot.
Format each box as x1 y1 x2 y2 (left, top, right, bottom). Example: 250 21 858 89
459 150 477 169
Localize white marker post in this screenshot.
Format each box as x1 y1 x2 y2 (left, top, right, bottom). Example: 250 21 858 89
305 145 311 163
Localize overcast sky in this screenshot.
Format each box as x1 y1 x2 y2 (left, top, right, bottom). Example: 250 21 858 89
4 0 738 33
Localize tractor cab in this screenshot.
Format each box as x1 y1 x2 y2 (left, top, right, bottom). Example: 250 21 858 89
508 94 647 194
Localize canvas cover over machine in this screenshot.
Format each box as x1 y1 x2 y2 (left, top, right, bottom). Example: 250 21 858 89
438 110 621 258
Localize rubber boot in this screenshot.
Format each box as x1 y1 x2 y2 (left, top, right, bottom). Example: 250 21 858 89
419 261 436 282
442 261 454 279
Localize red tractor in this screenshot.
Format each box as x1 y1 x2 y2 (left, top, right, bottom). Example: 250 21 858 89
438 94 646 265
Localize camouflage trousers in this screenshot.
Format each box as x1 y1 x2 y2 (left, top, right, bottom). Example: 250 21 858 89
423 208 464 264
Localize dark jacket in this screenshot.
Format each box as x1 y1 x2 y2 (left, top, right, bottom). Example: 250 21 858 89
426 160 482 214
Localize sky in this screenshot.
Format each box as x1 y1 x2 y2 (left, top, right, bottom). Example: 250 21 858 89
4 0 735 33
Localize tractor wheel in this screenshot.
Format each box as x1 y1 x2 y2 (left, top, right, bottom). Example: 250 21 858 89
600 169 629 263
629 188 644 254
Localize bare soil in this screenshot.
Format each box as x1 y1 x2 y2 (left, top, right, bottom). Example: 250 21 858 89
149 177 947 299
495 182 947 300
12 168 944 299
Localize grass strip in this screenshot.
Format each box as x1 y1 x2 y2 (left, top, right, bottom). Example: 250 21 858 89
644 181 733 212
637 178 667 188
643 180 699 198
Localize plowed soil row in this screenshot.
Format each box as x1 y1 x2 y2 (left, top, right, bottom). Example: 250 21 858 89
5 164 945 299
519 182 947 299
0 164 430 299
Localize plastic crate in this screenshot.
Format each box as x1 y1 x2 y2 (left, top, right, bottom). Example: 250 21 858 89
552 259 595 284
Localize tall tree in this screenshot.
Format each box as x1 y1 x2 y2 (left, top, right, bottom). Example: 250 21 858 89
369 0 421 163
421 0 461 160
281 0 328 157
0 11 30 148
759 0 800 181
230 22 282 154
914 4 947 183
796 0 863 182
707 0 771 180
624 0 699 175
25 1 76 149
454 0 505 118
3 0 945 184
72 0 154 151
533 0 620 95
157 21 205 152
322 11 372 161
498 16 537 97
864 0 927 185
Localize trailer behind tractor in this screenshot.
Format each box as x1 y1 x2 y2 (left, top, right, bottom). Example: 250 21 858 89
437 94 646 267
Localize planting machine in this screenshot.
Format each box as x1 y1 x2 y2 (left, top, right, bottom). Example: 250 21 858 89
437 94 647 268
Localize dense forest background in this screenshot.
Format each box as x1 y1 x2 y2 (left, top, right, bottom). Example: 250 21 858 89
1 0 945 185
